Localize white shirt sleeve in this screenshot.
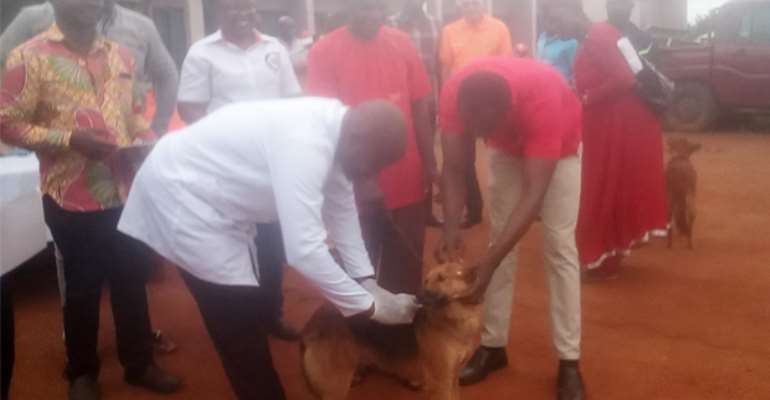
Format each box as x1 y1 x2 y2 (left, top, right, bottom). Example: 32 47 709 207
278 45 302 97
322 167 375 280
268 137 373 317
177 44 212 103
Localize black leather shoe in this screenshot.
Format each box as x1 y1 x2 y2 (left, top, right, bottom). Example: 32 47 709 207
557 360 585 400
459 346 508 386
126 364 182 394
269 319 300 341
69 375 100 400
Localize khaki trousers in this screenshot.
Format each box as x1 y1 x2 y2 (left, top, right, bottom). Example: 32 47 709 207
482 149 582 360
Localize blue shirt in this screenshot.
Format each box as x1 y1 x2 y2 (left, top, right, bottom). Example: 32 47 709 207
536 33 578 84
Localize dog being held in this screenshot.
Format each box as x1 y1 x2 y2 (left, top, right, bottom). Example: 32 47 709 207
666 137 701 249
301 263 482 400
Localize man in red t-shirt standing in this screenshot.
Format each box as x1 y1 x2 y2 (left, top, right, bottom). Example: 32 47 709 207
438 57 586 400
306 0 434 295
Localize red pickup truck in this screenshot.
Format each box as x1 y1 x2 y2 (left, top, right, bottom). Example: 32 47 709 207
655 0 770 131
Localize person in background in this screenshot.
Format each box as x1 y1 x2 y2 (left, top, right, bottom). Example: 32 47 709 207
537 0 579 85
0 0 179 134
439 0 513 229
276 16 313 82
177 0 302 340
0 0 182 397
607 0 654 54
438 57 586 399
118 98 419 400
553 1 668 278
1 273 13 399
0 0 181 354
389 0 443 228
306 0 434 296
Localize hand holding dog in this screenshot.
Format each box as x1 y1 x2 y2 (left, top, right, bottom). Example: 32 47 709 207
461 260 497 304
361 279 419 325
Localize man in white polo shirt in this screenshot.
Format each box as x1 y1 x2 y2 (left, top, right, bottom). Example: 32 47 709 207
118 98 417 400
176 0 302 340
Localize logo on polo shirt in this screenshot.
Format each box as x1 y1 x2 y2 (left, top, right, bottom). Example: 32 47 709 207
265 52 281 72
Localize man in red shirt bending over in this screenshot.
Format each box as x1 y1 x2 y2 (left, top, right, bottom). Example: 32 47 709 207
438 57 586 400
305 0 434 295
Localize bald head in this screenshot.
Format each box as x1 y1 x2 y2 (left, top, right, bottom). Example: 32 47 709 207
338 101 407 181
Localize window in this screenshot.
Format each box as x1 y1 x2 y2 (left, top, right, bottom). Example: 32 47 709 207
751 6 770 43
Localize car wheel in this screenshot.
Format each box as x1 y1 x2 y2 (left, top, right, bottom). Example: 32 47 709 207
665 82 717 132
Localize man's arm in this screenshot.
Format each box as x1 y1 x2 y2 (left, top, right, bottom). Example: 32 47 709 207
322 166 375 280
277 44 302 97
142 17 179 134
439 131 471 259
413 97 437 189
177 45 211 124
1 49 115 159
304 38 339 97
466 157 557 300
268 140 374 317
0 49 71 150
0 4 53 73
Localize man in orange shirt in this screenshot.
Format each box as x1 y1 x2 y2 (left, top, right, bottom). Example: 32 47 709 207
440 0 513 81
439 0 513 228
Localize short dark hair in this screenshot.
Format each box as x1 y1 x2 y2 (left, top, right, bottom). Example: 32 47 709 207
457 71 512 114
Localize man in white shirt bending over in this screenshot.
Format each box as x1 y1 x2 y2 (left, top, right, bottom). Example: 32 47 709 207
176 0 302 340
118 98 416 400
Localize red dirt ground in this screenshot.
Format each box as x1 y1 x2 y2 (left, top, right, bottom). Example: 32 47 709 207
6 132 770 399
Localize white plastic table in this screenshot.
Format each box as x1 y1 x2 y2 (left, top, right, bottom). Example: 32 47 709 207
0 154 48 275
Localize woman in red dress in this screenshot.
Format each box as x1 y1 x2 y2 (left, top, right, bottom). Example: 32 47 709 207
554 2 668 277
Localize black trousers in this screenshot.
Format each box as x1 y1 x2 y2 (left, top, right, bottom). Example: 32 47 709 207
180 271 285 400
255 223 285 326
1 274 13 400
42 196 153 381
466 141 483 222
359 202 426 295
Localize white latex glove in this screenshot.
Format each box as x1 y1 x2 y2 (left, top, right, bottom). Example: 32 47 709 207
360 279 419 325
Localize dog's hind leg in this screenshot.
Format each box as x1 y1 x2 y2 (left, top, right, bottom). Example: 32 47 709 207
301 342 356 400
686 194 696 250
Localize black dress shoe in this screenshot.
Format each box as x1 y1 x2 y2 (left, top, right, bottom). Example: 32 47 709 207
269 319 300 341
125 364 182 394
69 375 100 400
557 360 585 400
459 346 508 386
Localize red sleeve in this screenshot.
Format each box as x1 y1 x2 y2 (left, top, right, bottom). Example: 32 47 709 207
400 34 432 101
438 72 463 134
304 37 339 98
582 23 636 106
520 76 568 160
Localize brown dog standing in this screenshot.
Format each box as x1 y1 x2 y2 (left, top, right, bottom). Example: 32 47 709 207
301 263 482 400
666 138 701 249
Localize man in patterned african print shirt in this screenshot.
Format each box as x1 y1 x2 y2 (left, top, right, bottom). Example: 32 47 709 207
0 0 180 397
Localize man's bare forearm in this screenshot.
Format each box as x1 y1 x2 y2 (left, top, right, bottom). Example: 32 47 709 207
412 97 436 180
